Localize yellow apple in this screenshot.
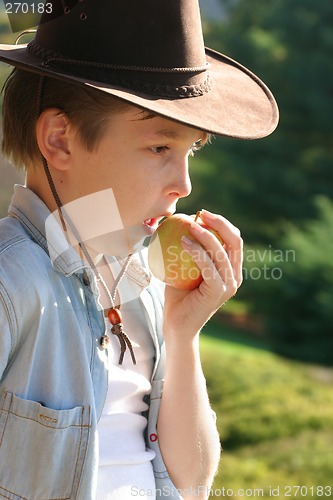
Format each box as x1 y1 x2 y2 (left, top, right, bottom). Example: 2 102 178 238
147 211 223 290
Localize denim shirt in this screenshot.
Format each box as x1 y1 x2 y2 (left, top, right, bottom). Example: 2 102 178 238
0 186 181 499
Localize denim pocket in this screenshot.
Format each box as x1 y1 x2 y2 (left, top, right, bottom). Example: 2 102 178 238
0 391 91 500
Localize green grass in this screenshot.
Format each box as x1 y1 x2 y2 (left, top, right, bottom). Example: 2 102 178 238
200 326 333 499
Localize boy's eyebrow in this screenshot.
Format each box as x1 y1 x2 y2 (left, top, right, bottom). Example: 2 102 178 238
153 129 180 140
151 129 208 144
135 111 207 143
136 113 208 143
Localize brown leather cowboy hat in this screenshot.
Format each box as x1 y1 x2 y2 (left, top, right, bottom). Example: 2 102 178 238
0 0 279 139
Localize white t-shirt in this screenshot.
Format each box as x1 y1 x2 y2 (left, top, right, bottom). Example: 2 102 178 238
96 256 157 499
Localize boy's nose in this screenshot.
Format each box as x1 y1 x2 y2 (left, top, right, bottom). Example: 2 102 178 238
168 159 192 199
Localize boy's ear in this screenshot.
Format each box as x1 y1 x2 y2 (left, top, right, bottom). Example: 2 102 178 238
36 108 72 170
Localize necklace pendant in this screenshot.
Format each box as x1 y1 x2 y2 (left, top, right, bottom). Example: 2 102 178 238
108 307 122 325
100 334 110 349
105 306 136 365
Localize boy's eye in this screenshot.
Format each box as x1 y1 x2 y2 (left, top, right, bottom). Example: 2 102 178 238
150 146 169 155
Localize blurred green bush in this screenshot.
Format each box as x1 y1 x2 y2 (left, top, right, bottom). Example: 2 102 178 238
241 196 333 365
200 333 333 496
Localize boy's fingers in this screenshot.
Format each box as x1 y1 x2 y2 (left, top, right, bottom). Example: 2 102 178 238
223 232 243 288
183 231 238 298
190 211 243 288
199 209 241 247
180 239 227 299
198 209 243 287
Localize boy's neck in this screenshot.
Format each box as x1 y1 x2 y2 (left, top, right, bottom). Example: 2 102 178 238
26 172 59 213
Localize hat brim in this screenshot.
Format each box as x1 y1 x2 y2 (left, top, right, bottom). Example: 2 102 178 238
0 43 278 139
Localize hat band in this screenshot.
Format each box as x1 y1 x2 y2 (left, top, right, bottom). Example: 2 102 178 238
28 40 212 98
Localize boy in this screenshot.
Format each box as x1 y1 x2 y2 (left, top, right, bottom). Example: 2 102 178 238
0 1 278 499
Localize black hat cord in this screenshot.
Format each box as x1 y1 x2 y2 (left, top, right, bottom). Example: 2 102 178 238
36 75 136 365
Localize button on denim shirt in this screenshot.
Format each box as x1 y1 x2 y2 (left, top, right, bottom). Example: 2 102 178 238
0 186 181 499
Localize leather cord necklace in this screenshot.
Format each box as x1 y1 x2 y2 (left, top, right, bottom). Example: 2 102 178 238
97 255 137 364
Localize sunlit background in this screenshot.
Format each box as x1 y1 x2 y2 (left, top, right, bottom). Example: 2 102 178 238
0 1 332 497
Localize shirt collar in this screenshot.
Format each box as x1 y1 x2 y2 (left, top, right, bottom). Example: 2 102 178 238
8 185 87 276
8 185 152 288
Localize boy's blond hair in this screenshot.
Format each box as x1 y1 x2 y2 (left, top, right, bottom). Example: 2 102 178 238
2 68 130 170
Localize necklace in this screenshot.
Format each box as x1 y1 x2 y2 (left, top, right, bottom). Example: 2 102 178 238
97 254 137 365
78 240 136 365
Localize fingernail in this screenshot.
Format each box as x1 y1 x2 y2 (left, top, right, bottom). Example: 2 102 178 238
181 235 193 246
201 209 215 219
190 222 204 234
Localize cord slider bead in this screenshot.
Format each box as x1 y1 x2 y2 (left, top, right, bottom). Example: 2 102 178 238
108 307 122 325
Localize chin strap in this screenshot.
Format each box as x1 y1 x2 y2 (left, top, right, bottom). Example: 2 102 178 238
36 76 94 266
35 76 136 364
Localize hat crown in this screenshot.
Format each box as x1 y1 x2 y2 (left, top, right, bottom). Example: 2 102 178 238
0 0 279 138
34 0 207 70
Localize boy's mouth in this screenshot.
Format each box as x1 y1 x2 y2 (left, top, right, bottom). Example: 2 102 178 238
143 218 160 230
143 214 171 232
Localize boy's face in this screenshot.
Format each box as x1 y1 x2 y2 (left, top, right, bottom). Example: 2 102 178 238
70 105 204 235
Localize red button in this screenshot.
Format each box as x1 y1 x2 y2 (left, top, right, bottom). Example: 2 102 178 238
150 433 158 442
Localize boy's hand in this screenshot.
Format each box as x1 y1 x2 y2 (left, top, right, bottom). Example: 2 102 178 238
163 209 243 340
